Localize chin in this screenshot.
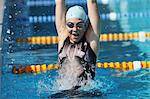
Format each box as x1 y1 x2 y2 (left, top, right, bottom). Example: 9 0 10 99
70 37 81 43
73 39 80 43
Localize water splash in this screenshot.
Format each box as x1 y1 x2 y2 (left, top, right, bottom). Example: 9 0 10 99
37 80 52 95
37 73 58 97
37 57 117 98
49 73 117 98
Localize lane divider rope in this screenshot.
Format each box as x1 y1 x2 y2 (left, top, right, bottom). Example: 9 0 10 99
12 61 150 74
28 12 150 23
16 32 150 44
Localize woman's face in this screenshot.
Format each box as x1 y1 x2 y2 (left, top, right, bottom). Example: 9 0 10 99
66 18 86 43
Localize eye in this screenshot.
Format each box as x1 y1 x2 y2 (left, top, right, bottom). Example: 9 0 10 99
67 22 74 28
76 23 84 28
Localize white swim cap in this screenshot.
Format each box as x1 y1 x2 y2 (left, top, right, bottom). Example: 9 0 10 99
66 5 88 23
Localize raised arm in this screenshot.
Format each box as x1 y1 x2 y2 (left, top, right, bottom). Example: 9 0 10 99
87 0 100 35
55 0 66 34
86 0 100 56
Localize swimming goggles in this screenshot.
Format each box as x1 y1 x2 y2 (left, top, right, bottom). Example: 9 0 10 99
66 22 85 29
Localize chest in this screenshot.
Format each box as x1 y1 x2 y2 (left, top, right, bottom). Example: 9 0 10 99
59 43 87 60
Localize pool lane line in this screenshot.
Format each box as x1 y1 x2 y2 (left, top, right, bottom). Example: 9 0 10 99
16 32 150 44
12 64 59 74
12 61 150 74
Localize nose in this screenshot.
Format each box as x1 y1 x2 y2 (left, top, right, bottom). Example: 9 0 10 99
72 26 77 31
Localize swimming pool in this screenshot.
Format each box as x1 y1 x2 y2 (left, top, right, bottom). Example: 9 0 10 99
1 0 150 98
1 40 150 99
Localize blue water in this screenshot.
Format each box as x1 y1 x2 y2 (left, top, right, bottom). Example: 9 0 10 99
1 40 150 99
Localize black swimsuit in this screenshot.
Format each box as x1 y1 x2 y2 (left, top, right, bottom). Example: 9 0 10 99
58 36 96 89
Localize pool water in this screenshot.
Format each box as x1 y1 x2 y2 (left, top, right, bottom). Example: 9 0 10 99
1 40 150 99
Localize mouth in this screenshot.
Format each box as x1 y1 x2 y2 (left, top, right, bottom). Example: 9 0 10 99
71 33 79 37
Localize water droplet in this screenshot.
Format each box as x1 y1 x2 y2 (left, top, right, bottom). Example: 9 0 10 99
15 13 18 15
7 29 11 34
4 38 9 42
9 15 12 18
14 4 16 7
11 32 15 35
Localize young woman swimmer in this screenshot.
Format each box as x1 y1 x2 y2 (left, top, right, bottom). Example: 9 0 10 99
55 0 100 90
